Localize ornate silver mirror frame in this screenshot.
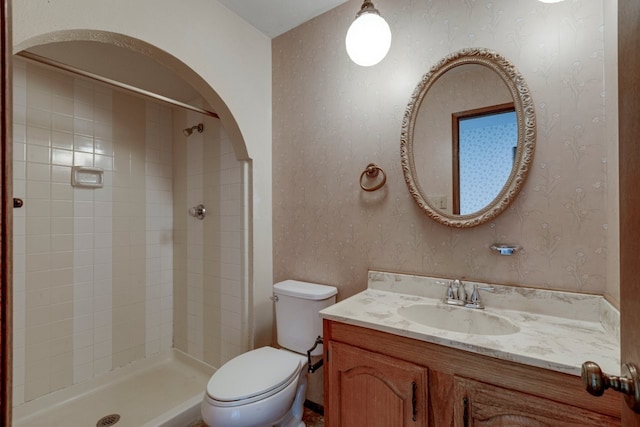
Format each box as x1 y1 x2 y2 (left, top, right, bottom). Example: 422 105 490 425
400 47 536 228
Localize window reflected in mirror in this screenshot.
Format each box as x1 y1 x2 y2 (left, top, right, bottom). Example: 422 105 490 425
452 103 517 215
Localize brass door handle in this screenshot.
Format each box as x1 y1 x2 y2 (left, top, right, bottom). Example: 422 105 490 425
582 361 640 413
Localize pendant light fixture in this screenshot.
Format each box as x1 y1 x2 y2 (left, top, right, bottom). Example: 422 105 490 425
345 0 392 67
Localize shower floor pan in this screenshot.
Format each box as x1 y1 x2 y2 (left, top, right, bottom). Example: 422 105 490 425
13 349 214 427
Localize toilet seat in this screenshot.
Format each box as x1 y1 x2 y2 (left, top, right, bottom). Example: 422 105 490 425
206 347 304 407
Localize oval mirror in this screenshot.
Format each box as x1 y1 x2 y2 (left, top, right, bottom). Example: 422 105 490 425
401 48 535 228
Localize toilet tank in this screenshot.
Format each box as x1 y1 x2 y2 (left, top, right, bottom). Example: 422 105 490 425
274 280 337 356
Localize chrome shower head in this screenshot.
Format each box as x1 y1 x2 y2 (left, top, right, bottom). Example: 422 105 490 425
183 123 204 137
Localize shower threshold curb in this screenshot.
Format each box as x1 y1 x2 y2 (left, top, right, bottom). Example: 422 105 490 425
13 349 214 427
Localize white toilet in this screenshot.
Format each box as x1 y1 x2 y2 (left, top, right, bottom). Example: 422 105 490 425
201 280 337 427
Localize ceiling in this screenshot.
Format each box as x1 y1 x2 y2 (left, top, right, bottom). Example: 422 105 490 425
218 0 349 39
22 1 351 105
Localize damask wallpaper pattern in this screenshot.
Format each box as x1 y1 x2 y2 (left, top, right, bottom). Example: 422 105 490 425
272 0 618 304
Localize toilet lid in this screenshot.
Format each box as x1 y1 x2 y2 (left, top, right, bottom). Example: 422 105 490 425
206 347 303 403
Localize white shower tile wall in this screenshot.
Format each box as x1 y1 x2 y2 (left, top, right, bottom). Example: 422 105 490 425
11 59 174 405
12 59 27 406
72 78 99 385
186 109 205 361
145 102 174 358
219 130 245 363
92 85 114 378
12 58 247 406
174 108 247 368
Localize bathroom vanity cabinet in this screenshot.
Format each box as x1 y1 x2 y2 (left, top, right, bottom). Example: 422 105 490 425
323 320 621 427
327 340 427 426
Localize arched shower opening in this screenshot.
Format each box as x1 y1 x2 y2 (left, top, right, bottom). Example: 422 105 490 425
10 32 252 426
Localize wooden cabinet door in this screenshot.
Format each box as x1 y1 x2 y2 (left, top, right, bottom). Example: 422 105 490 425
454 376 620 427
326 341 428 427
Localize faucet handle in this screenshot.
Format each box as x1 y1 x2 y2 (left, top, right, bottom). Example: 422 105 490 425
446 283 455 300
466 284 494 309
444 280 465 306
456 280 466 302
469 285 481 305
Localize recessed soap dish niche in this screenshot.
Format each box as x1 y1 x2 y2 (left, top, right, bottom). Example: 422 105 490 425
71 166 104 188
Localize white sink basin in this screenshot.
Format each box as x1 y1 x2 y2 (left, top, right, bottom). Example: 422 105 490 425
397 304 520 336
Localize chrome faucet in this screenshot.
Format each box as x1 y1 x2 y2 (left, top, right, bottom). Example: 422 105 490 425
445 280 494 309
446 279 466 306
465 284 495 309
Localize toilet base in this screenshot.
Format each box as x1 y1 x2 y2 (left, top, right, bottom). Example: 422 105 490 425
275 369 307 427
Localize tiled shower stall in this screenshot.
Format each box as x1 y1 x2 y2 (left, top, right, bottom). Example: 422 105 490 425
12 58 249 406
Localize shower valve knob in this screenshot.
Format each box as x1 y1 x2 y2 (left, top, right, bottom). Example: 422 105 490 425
189 204 206 220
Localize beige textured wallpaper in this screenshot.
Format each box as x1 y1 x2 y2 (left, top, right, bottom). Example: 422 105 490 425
273 0 619 303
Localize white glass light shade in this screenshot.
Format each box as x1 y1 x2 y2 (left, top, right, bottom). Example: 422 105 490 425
538 0 564 3
345 12 392 67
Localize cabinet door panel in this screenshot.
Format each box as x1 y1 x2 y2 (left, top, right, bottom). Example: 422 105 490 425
454 377 620 427
327 341 428 427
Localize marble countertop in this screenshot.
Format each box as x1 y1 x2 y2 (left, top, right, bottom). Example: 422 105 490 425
320 271 620 377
